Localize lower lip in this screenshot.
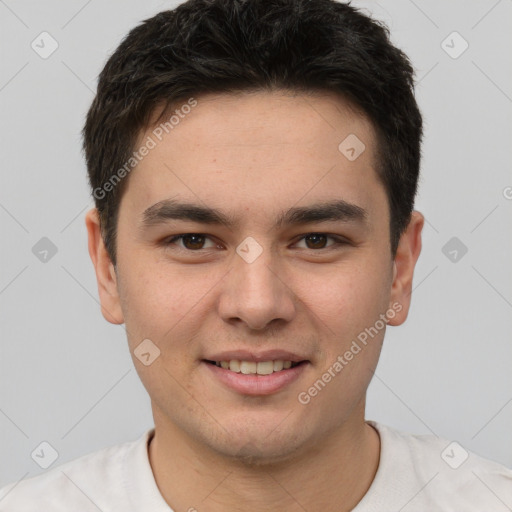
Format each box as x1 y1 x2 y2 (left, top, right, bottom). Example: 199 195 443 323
203 361 308 396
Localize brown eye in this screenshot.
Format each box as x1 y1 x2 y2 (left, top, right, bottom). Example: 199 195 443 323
304 233 328 249
181 234 206 250
167 234 216 250
294 233 346 250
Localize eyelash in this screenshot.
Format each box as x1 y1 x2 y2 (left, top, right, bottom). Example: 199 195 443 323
165 233 348 251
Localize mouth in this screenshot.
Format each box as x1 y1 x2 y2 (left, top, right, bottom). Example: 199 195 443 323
204 359 306 375
202 357 310 396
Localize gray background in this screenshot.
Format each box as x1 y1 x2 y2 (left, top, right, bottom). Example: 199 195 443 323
1 0 511 487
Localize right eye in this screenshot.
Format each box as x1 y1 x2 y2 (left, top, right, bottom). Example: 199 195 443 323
165 233 220 251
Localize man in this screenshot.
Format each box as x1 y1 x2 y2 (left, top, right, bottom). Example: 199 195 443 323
1 0 511 510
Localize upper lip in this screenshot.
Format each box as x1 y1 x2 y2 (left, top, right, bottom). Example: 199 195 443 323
204 350 309 363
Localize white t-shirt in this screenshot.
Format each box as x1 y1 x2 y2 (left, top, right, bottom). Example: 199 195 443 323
1 421 511 511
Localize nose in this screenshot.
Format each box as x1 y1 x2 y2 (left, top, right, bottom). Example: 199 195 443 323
217 245 297 332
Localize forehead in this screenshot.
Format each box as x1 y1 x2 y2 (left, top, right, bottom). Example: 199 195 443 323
120 90 384 225
147 89 376 155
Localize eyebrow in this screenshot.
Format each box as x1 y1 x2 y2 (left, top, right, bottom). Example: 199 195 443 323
140 198 368 231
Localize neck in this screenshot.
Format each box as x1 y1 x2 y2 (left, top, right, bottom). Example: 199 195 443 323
148 405 380 512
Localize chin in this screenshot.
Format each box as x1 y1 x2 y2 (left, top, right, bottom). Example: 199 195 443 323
215 437 305 467
201 414 312 466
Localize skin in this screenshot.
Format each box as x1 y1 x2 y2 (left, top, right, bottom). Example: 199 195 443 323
86 90 423 512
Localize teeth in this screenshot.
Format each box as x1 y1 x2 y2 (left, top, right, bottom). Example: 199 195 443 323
229 360 241 373
240 361 257 374
257 361 274 375
215 360 297 375
273 360 284 371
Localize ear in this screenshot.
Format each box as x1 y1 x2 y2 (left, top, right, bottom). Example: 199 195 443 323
387 210 424 326
85 208 124 325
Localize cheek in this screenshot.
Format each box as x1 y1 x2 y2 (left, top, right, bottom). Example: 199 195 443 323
117 261 206 400
302 258 392 337
118 269 167 339
295 264 390 417
116 253 221 352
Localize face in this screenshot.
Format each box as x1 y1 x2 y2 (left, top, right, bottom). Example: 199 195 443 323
87 90 423 463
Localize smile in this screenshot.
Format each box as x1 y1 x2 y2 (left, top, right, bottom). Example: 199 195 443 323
203 358 309 395
206 359 301 375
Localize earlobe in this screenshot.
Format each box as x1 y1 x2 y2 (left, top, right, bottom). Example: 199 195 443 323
85 208 124 325
387 211 424 326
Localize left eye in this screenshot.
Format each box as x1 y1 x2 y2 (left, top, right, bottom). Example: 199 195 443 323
294 233 345 250
166 233 345 251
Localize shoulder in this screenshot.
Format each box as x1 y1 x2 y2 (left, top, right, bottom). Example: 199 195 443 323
0 430 153 511
364 421 512 511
